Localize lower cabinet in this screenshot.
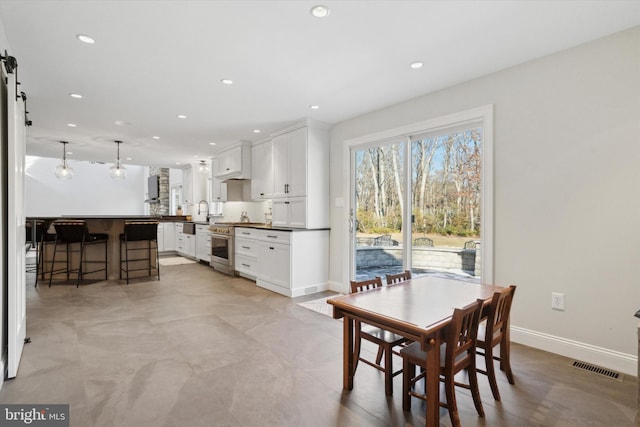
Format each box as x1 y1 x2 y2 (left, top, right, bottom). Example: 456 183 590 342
195 224 211 262
177 228 195 258
158 222 176 253
254 228 329 297
234 228 260 279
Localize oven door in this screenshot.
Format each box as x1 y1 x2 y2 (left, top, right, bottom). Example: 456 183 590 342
210 233 234 274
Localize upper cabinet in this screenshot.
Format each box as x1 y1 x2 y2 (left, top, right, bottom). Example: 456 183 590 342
267 120 329 228
183 163 208 218
213 141 251 180
251 138 273 200
272 127 307 198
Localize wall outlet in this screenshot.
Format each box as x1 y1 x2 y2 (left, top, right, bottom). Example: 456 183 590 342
551 292 565 311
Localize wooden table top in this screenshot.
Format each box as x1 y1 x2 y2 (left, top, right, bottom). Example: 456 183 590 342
328 276 503 333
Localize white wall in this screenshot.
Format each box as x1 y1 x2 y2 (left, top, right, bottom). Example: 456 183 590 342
329 27 640 373
25 156 146 216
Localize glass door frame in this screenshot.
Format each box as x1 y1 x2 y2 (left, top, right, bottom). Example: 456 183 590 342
343 105 494 286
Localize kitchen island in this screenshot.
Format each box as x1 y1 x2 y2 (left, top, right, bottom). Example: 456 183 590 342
29 215 188 282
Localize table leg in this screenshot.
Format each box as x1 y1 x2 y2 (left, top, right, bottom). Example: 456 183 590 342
343 315 354 390
425 334 440 427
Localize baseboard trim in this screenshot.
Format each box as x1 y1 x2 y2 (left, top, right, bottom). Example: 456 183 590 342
511 326 637 377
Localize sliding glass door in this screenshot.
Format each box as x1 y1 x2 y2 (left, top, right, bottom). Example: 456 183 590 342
348 109 491 284
352 139 406 280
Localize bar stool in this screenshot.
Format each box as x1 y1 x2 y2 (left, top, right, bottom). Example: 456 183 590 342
48 220 109 287
27 219 56 287
119 221 160 285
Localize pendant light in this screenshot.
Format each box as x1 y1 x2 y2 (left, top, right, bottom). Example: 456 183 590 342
54 141 73 179
108 140 127 179
198 160 209 174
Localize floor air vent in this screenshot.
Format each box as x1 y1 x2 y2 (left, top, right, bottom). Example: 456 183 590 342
571 360 623 381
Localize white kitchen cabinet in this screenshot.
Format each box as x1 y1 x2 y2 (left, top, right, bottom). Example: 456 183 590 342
272 126 307 198
176 223 195 258
272 197 306 228
251 138 273 200
253 228 329 297
195 224 211 262
213 142 251 179
234 227 261 279
158 222 176 253
210 158 227 202
182 164 207 218
268 120 329 228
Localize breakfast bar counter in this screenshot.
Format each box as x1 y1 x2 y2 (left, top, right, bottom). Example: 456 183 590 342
29 215 186 281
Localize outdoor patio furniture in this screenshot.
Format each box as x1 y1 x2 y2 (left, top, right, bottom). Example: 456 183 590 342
414 237 434 247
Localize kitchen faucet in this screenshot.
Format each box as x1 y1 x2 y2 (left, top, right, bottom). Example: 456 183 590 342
197 200 209 218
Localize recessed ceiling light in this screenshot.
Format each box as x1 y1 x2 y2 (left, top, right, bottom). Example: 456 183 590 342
193 154 199 158
176 162 181 165
221 79 233 85
410 61 424 69
69 93 83 99
76 34 95 44
114 120 131 126
253 129 261 134
177 114 187 119
309 105 320 110
67 151 73 155
152 136 160 140
67 123 77 127
209 142 216 146
310 5 330 18
126 157 132 161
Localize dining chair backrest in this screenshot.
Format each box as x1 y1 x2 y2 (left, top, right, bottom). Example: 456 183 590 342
386 270 411 285
484 285 516 346
445 299 484 374
350 276 383 293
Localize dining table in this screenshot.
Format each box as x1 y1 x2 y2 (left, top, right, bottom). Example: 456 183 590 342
327 275 504 427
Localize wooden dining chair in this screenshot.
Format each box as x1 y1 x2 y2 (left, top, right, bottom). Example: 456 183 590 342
476 285 517 401
401 299 485 427
350 276 409 396
386 269 411 285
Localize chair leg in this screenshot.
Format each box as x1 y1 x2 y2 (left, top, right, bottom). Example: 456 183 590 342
384 344 393 396
484 344 501 401
125 239 130 285
77 241 84 288
402 358 413 411
353 322 362 374
375 346 384 366
156 240 160 281
500 340 515 385
468 364 485 418
444 373 461 427
49 240 58 287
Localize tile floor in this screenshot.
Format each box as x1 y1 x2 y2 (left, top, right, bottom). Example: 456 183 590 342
1 260 637 426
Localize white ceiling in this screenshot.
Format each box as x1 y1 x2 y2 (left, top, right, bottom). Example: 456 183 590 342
1 0 639 169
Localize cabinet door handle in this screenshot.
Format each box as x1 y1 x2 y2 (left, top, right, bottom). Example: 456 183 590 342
284 201 290 204
266 235 278 239
242 263 250 267
269 246 275 250
242 245 250 249
226 167 230 171
241 231 250 235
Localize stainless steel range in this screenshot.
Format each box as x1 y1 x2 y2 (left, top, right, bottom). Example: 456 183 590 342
209 223 235 275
